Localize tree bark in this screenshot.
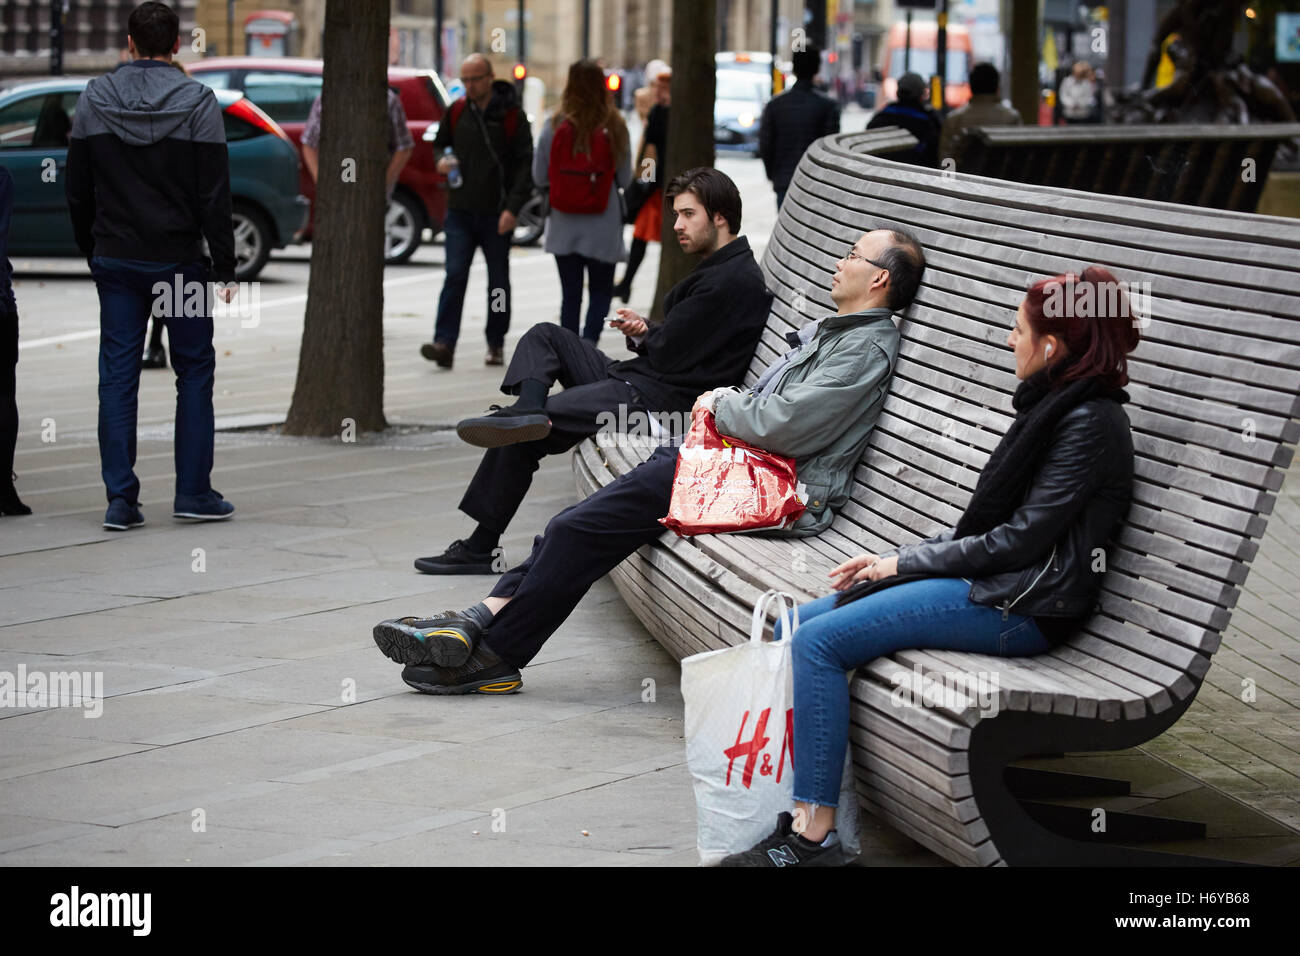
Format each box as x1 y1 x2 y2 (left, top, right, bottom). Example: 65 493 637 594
283 0 389 436
650 0 716 323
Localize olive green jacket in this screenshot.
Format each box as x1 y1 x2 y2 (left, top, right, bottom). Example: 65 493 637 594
713 307 899 536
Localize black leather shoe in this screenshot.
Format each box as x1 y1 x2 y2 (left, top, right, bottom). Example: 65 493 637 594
141 346 167 369
420 341 453 368
455 405 551 448
401 642 522 695
413 539 497 575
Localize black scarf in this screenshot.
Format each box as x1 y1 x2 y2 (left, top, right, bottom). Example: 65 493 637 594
835 367 1126 608
953 369 1127 539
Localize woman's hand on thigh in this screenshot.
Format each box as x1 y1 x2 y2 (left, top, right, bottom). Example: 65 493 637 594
830 553 898 590
830 553 876 590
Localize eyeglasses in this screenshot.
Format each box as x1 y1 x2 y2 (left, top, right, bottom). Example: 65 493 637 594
842 245 886 269
460 72 492 83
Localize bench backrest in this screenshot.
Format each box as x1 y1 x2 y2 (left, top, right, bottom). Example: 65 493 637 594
755 131 1300 713
953 122 1300 212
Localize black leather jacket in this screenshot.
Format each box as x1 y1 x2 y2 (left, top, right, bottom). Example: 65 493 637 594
895 397 1134 620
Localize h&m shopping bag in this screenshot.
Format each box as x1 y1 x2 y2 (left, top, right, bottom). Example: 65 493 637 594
681 589 860 865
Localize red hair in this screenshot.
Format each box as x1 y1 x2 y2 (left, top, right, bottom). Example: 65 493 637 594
1023 265 1142 389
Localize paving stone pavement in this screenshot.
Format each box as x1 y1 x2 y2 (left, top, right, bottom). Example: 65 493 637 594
3 177 1297 865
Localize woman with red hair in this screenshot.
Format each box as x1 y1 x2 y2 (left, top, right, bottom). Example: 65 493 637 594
725 266 1141 867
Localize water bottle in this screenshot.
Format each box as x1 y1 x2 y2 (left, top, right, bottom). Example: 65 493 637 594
443 147 462 190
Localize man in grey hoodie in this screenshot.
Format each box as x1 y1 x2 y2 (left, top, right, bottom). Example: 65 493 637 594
66 1 236 531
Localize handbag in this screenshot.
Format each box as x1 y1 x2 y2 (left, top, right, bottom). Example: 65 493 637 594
682 589 861 864
659 407 806 536
622 177 652 224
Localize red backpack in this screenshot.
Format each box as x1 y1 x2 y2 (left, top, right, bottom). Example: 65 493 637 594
548 118 615 215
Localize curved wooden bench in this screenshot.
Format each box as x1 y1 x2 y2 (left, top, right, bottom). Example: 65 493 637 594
572 129 1300 865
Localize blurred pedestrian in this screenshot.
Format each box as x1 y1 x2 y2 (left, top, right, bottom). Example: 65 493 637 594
423 54 534 369
1 166 29 516
866 71 941 167
300 85 413 201
534 59 632 344
1057 61 1101 124
66 1 236 530
759 44 840 211
634 59 669 126
939 61 1021 163
613 64 670 303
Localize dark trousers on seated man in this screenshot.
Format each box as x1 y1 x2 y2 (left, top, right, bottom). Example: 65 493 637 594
459 322 649 538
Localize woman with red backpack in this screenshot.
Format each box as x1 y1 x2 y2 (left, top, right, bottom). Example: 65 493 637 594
533 59 632 344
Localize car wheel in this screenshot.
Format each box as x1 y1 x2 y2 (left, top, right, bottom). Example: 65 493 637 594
512 193 546 247
231 202 273 281
384 191 424 264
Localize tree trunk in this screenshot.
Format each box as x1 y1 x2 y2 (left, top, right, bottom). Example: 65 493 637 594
282 0 389 436
650 0 716 323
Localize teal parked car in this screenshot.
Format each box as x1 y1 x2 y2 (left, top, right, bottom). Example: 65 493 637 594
0 76 308 280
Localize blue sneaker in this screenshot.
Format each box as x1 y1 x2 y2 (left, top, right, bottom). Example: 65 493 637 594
173 490 235 522
103 498 145 531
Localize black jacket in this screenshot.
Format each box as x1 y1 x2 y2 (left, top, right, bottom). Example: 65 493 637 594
431 80 534 216
66 60 235 281
758 80 840 192
896 398 1134 632
866 101 942 168
611 236 771 413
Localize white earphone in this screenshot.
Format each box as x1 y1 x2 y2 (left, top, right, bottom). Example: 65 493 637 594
1044 343 1053 357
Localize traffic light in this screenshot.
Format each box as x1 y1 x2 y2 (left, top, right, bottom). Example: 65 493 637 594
513 63 526 81
606 73 621 93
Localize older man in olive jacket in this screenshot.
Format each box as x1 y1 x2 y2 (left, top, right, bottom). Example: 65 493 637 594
373 227 927 696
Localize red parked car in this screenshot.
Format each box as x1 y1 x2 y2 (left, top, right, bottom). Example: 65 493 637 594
188 57 450 264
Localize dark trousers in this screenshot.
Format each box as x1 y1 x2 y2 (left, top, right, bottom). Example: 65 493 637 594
434 208 511 350
775 188 786 211
91 259 215 505
486 442 679 667
1 303 17 486
459 322 644 534
554 253 615 345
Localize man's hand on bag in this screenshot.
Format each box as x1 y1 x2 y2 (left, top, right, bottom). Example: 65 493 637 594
830 553 898 590
692 390 715 415
498 210 517 235
610 308 647 337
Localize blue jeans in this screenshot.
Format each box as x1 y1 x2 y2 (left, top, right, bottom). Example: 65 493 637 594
779 577 1051 808
91 258 216 505
433 208 511 349
554 253 615 345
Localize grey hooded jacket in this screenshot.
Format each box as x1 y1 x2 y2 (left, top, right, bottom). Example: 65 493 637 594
66 60 235 280
713 307 899 535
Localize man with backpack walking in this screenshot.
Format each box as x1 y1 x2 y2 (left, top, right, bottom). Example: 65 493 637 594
423 54 534 369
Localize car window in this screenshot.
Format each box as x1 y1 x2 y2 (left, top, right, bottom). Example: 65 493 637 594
716 71 764 103
192 71 234 91
243 71 322 123
0 94 49 148
223 111 261 142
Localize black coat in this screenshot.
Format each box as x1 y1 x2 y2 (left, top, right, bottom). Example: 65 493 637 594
866 100 942 168
611 236 771 413
897 397 1134 630
758 80 841 191
430 80 534 216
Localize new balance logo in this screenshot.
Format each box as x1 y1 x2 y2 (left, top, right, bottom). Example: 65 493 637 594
766 844 799 867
